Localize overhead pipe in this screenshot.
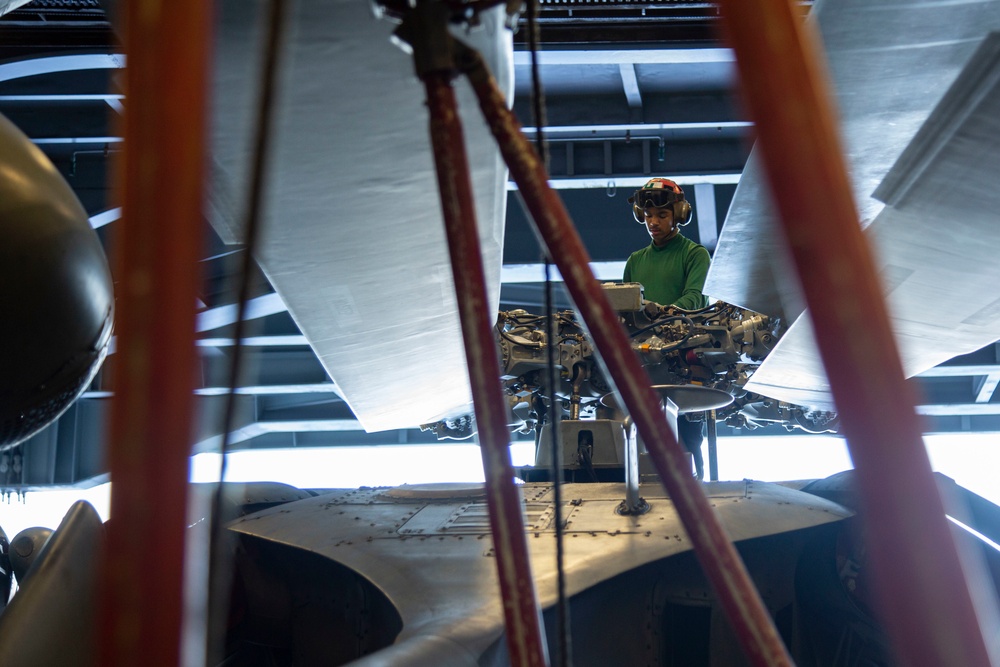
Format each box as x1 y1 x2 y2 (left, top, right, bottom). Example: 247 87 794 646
453 40 793 667
96 0 213 664
715 2 995 666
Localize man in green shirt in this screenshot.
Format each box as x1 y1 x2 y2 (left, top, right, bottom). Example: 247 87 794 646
624 177 711 478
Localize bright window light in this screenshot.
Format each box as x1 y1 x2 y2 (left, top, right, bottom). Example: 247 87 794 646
188 441 538 488
923 433 1000 506
714 434 853 483
4 432 1000 541
0 484 111 542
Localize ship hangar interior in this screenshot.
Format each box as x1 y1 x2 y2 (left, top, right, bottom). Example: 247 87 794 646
5 2 1000 666
1 1 1000 521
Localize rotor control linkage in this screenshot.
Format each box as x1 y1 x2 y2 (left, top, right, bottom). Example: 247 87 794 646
394 4 795 664
444 29 794 667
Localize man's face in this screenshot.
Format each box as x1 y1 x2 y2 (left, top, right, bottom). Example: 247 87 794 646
643 207 676 246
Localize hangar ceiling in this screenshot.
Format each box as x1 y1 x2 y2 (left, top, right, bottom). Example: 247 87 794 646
2 0 999 489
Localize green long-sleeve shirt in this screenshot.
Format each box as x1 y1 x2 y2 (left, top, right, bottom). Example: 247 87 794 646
623 234 711 309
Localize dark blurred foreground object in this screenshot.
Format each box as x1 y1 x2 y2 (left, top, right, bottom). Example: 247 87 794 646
0 525 10 613
9 526 54 583
0 113 114 449
0 501 104 666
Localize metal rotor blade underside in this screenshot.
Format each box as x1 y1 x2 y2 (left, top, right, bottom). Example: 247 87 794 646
745 33 1000 409
208 0 513 431
707 0 1000 320
704 0 1000 408
0 1 30 18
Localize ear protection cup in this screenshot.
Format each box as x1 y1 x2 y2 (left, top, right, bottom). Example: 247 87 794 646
673 199 692 225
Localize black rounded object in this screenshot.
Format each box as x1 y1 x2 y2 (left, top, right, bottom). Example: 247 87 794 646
0 525 10 611
0 114 114 448
9 526 53 584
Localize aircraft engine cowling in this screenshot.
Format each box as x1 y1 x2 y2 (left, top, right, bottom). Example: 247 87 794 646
0 113 114 449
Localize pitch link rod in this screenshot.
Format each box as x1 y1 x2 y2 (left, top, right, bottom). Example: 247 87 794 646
717 2 996 666
452 40 793 667
402 5 549 665
425 73 550 667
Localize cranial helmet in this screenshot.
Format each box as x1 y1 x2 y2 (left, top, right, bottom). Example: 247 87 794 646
628 177 692 225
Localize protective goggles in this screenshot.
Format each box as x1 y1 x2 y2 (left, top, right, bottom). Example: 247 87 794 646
628 188 682 210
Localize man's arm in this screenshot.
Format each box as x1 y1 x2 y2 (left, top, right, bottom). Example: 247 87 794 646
671 246 711 310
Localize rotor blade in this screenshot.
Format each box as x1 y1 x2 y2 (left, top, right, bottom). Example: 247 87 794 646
209 0 513 432
0 1 31 17
706 0 1000 324
747 33 1000 408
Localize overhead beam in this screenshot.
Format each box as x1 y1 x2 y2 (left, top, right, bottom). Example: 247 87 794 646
31 136 122 145
196 292 289 331
193 419 364 452
693 182 718 251
196 335 309 347
974 373 1000 404
0 94 125 101
0 53 125 82
89 207 122 229
619 62 643 121
522 121 753 135
501 261 625 283
509 173 742 190
918 403 1000 417
918 364 1000 377
512 48 735 66
81 383 339 400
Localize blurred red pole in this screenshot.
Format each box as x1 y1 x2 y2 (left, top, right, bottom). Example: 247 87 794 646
424 70 549 667
97 1 212 664
716 2 993 666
